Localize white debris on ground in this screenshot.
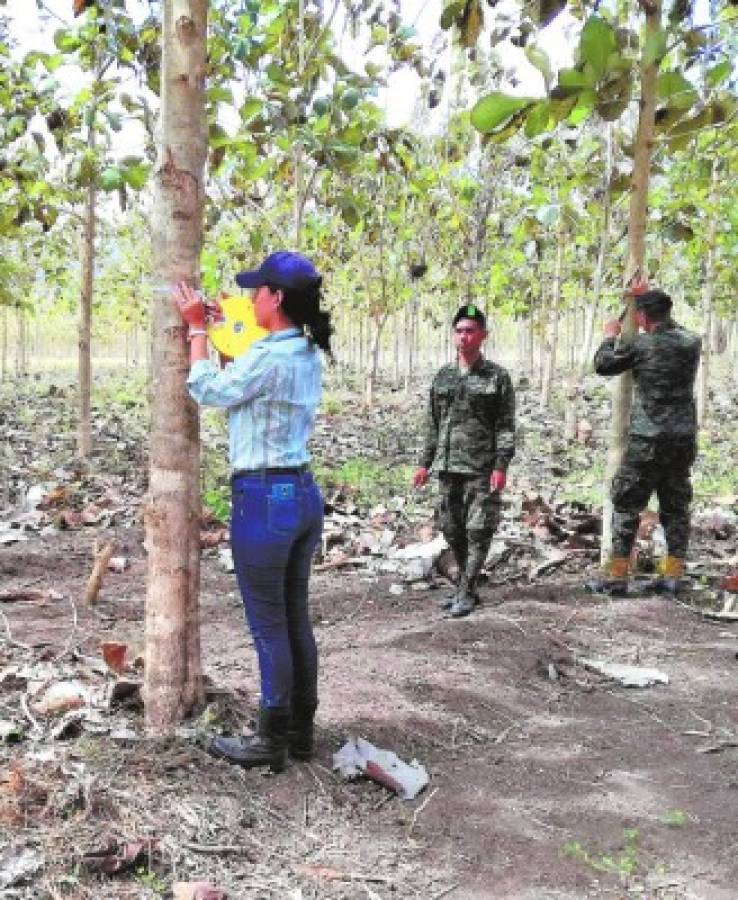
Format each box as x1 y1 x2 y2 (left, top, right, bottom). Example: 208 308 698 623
333 736 430 801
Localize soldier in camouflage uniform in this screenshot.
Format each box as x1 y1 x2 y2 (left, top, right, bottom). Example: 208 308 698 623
413 304 515 618
590 287 701 595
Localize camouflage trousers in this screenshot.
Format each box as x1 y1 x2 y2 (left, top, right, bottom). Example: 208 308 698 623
437 473 501 582
611 435 696 559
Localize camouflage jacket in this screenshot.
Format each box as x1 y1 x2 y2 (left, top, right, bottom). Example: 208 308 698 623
593 320 701 438
420 358 516 475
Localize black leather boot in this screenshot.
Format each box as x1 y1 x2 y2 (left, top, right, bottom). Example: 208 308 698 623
287 701 318 761
446 574 479 619
210 706 289 773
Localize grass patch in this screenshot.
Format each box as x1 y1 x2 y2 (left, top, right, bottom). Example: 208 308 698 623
563 827 641 877
314 456 415 508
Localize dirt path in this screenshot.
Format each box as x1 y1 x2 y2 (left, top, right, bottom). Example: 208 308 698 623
2 526 737 898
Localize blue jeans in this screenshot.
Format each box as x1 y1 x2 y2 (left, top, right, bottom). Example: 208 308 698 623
230 471 323 709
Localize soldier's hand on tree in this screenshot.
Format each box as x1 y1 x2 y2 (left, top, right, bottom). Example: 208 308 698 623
490 470 506 492
625 274 648 296
604 319 622 339
412 467 429 488
172 281 207 329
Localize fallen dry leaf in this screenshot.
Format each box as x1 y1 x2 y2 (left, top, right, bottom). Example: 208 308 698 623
101 641 128 674
722 574 738 593
57 509 83 529
81 839 154 875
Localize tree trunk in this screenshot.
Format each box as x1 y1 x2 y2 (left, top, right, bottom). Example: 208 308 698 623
404 299 417 393
540 219 565 408
1 304 7 379
144 0 207 732
697 161 719 425
580 124 613 377
601 0 660 563
78 125 96 458
16 308 27 377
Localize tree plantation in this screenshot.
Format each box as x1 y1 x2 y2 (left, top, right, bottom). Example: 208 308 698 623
0 0 737 897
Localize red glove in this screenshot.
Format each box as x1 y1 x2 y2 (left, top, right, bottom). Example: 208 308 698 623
490 470 506 492
413 467 429 488
172 281 207 329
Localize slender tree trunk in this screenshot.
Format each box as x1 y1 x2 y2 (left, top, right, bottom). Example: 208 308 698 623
541 219 565 408
16 308 27 376
580 124 613 377
601 0 660 563
1 304 7 379
78 124 96 458
697 160 719 425
144 0 207 732
404 299 417 393
292 0 306 247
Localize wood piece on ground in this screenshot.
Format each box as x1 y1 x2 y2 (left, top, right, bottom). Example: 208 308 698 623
0 589 55 604
83 542 116 605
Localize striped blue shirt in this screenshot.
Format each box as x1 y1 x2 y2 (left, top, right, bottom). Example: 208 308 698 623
187 328 322 471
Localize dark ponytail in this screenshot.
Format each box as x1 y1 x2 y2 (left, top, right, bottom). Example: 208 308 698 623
272 278 334 357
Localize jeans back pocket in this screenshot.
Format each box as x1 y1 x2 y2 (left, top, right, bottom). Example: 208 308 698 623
267 482 299 535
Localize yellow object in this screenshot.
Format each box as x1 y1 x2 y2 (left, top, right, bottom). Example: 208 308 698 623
206 296 267 358
607 557 630 578
659 556 684 578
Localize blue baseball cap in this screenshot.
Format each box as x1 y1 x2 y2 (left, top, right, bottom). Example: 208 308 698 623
236 251 321 290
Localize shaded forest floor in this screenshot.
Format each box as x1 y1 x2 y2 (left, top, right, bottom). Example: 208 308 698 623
1 367 738 899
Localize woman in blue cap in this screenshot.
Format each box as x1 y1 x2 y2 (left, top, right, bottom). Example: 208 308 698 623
173 251 332 772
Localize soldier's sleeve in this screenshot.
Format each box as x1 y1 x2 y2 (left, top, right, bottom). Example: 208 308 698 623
493 371 516 472
593 337 637 375
419 381 439 469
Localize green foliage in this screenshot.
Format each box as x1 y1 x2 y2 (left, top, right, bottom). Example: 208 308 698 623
314 457 414 508
563 827 641 877
659 809 687 827
203 484 231 524
471 92 534 133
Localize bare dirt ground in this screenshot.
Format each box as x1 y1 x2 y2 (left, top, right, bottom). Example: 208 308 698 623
2 522 737 899
1 371 738 898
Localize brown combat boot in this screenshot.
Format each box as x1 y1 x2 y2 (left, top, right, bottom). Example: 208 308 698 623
651 556 685 596
584 557 630 596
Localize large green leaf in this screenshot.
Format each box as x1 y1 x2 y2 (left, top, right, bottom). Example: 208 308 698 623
579 16 617 81
706 60 731 88
568 91 595 125
99 167 123 191
525 45 553 89
556 67 595 96
122 162 150 190
207 85 234 105
440 1 465 30
240 98 263 121
471 92 533 133
642 26 667 68
524 101 553 138
53 30 82 54
657 71 697 110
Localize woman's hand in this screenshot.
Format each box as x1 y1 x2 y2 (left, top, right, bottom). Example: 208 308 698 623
172 281 207 329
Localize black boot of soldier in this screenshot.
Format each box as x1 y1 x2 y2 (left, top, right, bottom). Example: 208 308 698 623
440 583 460 610
447 574 479 618
210 706 289 773
287 701 318 761
440 543 468 610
